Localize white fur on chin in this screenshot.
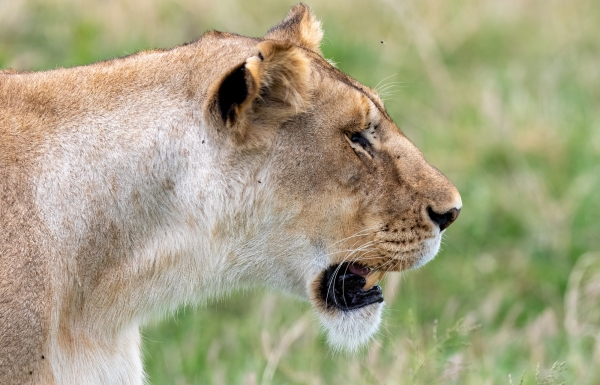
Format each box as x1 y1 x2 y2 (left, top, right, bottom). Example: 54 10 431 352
317 302 383 352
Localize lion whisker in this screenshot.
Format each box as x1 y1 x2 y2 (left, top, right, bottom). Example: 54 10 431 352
373 73 398 93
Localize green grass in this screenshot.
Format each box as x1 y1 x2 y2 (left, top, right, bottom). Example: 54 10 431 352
3 0 600 383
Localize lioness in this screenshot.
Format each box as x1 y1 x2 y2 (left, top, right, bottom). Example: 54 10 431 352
0 4 461 384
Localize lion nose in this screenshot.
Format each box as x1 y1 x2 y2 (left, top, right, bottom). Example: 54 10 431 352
427 207 460 231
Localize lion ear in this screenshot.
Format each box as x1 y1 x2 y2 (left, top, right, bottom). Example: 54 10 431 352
209 40 311 141
264 4 323 55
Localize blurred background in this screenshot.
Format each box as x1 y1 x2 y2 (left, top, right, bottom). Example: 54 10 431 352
2 0 599 383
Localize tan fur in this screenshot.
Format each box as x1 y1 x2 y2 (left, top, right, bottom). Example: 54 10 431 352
264 4 324 54
206 39 312 144
0 4 461 384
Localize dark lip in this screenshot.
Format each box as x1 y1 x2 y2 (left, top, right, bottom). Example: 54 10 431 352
319 263 384 311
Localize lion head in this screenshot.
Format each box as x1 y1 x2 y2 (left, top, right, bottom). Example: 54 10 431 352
202 4 461 351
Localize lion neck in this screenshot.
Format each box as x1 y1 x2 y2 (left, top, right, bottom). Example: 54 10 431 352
23 61 293 337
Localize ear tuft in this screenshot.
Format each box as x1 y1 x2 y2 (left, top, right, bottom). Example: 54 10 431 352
264 4 324 55
208 40 311 142
250 40 311 115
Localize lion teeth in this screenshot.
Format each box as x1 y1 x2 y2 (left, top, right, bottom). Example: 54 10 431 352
363 270 386 290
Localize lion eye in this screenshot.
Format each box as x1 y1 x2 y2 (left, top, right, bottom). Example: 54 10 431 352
349 132 370 148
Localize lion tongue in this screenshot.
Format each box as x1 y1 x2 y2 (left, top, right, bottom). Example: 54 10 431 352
363 270 386 290
348 263 370 277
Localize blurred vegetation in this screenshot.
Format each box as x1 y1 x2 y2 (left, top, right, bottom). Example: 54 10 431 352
2 0 600 383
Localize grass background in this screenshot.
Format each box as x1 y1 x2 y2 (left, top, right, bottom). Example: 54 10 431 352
2 0 600 383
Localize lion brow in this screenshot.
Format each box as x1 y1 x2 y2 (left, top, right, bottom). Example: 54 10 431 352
306 53 389 120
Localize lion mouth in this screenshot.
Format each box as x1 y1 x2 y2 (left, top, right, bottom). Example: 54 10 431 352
319 263 385 311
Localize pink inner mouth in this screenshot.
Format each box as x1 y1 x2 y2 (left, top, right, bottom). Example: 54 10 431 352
348 263 370 278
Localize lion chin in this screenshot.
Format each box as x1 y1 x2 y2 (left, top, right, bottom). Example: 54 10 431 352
318 302 384 352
